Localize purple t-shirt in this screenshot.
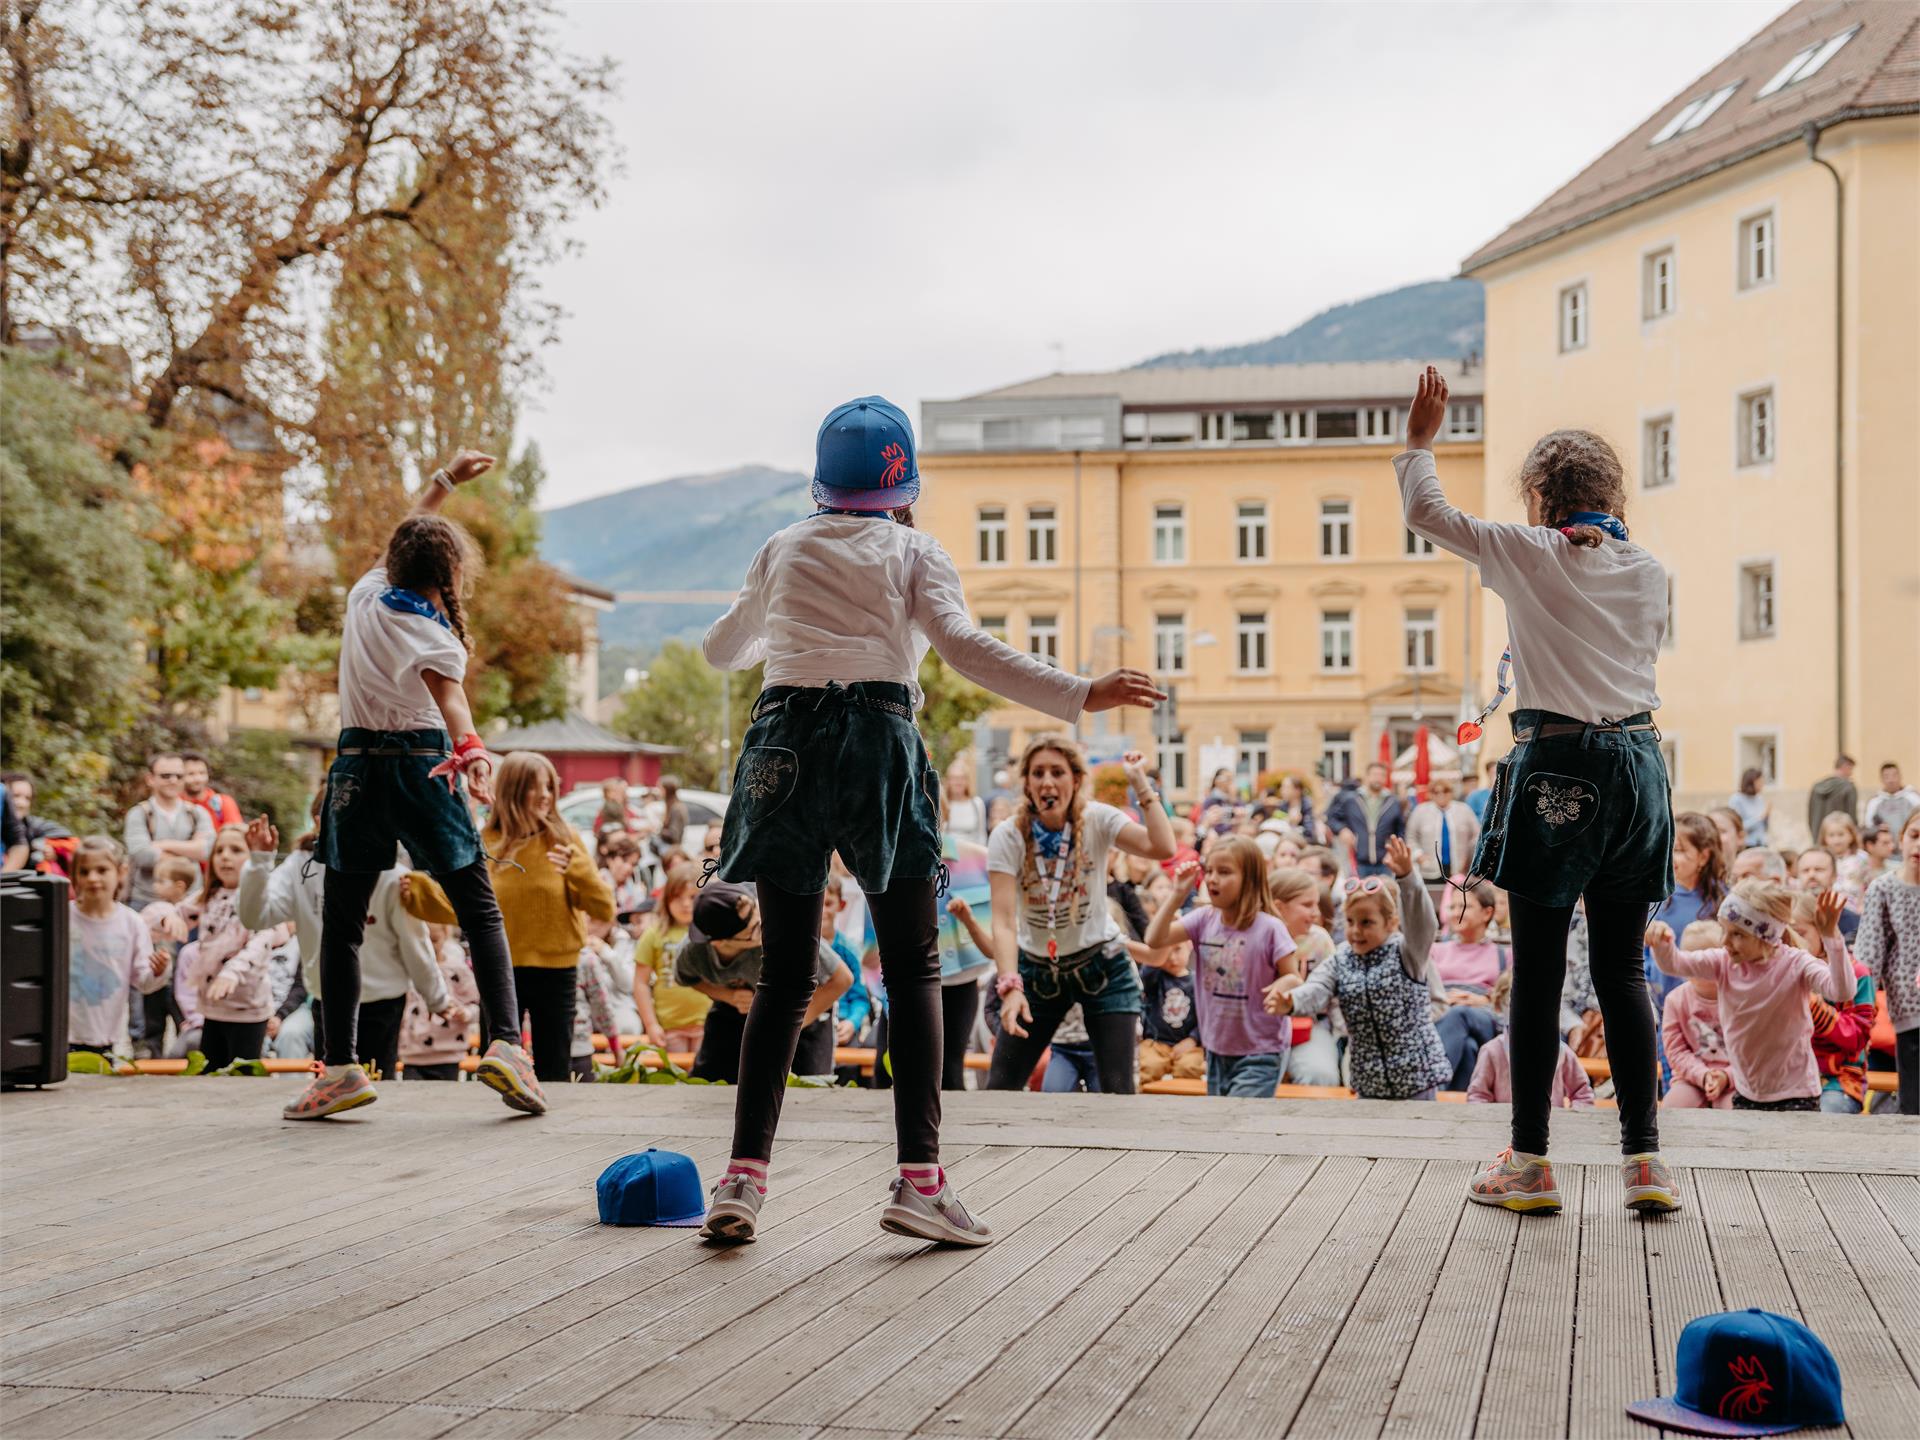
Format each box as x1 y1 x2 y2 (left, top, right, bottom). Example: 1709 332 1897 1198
1178 908 1295 1057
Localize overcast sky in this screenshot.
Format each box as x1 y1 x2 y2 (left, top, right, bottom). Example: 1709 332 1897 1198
531 0 1783 509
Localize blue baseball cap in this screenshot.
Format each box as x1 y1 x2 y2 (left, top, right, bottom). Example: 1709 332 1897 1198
812 396 920 512
595 1149 705 1227
1627 1309 1843 1435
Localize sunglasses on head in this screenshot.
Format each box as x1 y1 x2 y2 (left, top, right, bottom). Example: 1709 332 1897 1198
1341 877 1388 896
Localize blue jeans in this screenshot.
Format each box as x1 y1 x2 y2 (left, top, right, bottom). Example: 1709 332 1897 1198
270 1001 315 1059
1436 1005 1500 1092
1207 1051 1283 1098
1044 1043 1101 1093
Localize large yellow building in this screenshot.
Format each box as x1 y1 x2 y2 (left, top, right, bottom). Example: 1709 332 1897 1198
1462 0 1919 830
918 361 1486 802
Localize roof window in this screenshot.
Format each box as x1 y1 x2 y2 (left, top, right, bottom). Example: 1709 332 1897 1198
1649 82 1741 144
1758 25 1860 98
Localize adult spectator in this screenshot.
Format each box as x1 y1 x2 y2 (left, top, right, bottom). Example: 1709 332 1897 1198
1865 763 1920 842
1807 755 1858 839
1274 775 1319 843
181 753 241 833
1460 766 1489 822
1406 777 1479 893
1726 767 1770 847
1794 847 1860 942
593 775 644 835
944 756 989 844
124 753 213 908
1325 762 1406 879
3 772 71 869
657 775 689 850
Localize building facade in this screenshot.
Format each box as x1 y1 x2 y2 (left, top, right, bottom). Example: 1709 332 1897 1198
919 362 1486 803
1462 0 1919 830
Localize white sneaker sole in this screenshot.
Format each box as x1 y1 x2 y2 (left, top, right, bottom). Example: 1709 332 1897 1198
700 1201 758 1244
474 1058 547 1115
1625 1185 1682 1213
880 1201 993 1247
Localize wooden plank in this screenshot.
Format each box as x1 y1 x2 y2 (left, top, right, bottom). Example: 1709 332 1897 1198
1861 1175 1920 1266
1381 1194 1518 1439
1288 1162 1473 1439
1474 1165 1586 1439
336 1402 480 1438
0 1385 84 1425
1642 1168 1725 1408
921 1153 1271 1439
1806 1172 1920 1385
1106 1156 1372 1439
1750 1170 1920 1433
247 1398 404 1439
1006 1157 1320 1440
7 1386 157 1438
1567 1165 1659 1440
1194 1158 1426 1439
1692 1169 1801 1318
150 1393 324 1439
403 1407 567 1440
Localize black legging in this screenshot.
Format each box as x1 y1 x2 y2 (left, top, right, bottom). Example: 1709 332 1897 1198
1897 1028 1919 1116
733 875 942 1165
198 1018 268 1070
941 980 981 1090
320 862 519 1069
512 965 577 1083
311 995 405 1078
1507 893 1659 1156
986 1008 1138 1094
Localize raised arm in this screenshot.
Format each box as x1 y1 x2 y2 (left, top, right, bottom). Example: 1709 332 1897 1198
1143 858 1200 950
911 544 1091 721
1800 891 1854 1002
1385 838 1436 979
1112 752 1176 861
1397 366 1501 564
411 449 494 518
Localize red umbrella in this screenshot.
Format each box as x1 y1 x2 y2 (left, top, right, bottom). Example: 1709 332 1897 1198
1377 730 1393 766
1413 724 1432 802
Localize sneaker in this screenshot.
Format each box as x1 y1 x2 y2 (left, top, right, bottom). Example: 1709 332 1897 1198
700 1174 763 1244
283 1064 377 1120
1466 1148 1563 1214
880 1176 993 1247
1622 1152 1682 1213
474 1040 547 1116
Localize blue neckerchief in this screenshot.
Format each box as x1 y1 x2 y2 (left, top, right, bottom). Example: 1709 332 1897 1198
1562 510 1629 542
1030 820 1068 860
379 587 452 630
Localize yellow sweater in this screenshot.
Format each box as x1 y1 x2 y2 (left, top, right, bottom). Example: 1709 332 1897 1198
403 831 613 970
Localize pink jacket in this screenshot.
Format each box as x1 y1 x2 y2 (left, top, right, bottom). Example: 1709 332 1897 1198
1467 1033 1594 1108
178 891 280 1024
400 940 481 1069
1656 935 1852 1102
1661 982 1733 1090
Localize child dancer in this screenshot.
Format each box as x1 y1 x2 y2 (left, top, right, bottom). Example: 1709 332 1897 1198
1469 973 1594 1109
1855 811 1920 1113
699 396 1161 1245
1660 921 1734 1109
285 449 542 1119
1143 837 1295 1097
1266 837 1452 1102
1645 881 1853 1111
1795 891 1877 1114
179 825 289 1069
1399 367 1677 1214
67 837 169 1056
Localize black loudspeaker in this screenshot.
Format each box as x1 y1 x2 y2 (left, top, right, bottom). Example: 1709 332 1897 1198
1 872 70 1088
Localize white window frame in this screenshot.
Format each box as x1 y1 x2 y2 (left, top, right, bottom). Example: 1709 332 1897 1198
1153 613 1188 675
1236 501 1268 562
1445 401 1482 440
1318 498 1352 560
1738 558 1777 641
1237 730 1269 785
1157 732 1188 795
1759 26 1859 97
1363 406 1398 442
1320 730 1354 785
1738 209 1776 291
1028 614 1060 667
1559 282 1588 352
1231 411 1276 444
1644 414 1676 489
1235 612 1270 674
1403 608 1439 673
1320 610 1355 673
1649 82 1740 145
1025 504 1057 565
1199 412 1229 445
1738 387 1775 467
1405 527 1436 557
1152 502 1186 564
1735 729 1782 790
976 506 1007 566
1278 410 1312 444
1643 246 1675 319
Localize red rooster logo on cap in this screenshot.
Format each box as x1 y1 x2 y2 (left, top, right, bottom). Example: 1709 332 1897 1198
1719 1356 1773 1420
879 442 908 487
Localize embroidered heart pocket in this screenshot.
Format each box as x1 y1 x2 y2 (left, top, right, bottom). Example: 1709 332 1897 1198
1520 771 1601 846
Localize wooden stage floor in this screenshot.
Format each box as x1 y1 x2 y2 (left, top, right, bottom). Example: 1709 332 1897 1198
3 1080 1917 1440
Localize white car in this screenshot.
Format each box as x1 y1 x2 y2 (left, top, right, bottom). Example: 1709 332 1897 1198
556 785 728 863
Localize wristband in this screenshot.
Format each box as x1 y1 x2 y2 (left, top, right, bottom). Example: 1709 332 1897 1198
994 972 1024 998
431 467 455 493
427 733 490 793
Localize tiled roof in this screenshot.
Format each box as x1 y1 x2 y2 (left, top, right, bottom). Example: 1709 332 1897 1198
1462 0 1920 274
959 359 1483 407
490 712 682 756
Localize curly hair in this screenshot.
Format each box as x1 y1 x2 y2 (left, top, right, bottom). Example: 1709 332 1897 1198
1013 733 1090 910
1517 429 1628 549
385 514 482 651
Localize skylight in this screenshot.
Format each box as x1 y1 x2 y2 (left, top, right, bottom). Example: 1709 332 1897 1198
1757 25 1860 97
1649 83 1742 144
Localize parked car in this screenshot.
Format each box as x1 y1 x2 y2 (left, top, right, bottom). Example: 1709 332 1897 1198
556 785 728 864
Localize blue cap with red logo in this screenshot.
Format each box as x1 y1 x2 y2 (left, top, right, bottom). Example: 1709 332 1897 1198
1627 1309 1843 1435
812 396 920 512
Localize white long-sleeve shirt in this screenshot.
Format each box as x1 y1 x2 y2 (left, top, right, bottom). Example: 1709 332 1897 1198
704 513 1089 722
1396 449 1665 724
238 850 447 1010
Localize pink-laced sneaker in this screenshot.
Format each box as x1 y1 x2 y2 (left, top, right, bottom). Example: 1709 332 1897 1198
283 1064 377 1120
474 1039 548 1115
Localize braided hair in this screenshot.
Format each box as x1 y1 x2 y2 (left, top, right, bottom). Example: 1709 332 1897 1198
1013 733 1090 904
1517 429 1628 549
385 514 482 651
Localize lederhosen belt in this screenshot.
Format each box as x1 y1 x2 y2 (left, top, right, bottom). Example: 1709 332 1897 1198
752 680 914 724
336 744 450 756
1019 939 1121 1003
1513 720 1659 743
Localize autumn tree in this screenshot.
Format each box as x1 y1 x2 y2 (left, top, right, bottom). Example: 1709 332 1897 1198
916 652 997 773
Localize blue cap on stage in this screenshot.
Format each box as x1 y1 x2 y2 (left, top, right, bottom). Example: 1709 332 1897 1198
1626 1309 1843 1435
596 1149 706 1227
811 395 920 512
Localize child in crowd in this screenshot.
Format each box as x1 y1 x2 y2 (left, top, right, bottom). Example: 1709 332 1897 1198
140 855 197 957
1855 811 1920 1114
1266 836 1450 1101
1135 936 1201 1084
1707 808 1744 869
1469 972 1593 1109
569 940 621 1080
599 831 651 921
635 866 703 1053
178 825 289 1069
584 913 642 1040
1268 867 1340 1086
1144 836 1296 1097
1646 880 1853 1111
400 927 477 1080
822 877 874 1048
1794 891 1878 1114
67 837 169 1056
1430 880 1508 992
1659 920 1734 1109
1818 812 1871 906
1645 812 1731 1089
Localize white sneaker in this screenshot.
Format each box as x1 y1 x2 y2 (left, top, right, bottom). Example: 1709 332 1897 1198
700 1174 763 1243
880 1176 993 1247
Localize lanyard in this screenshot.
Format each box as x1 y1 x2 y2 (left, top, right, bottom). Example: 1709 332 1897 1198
1035 822 1074 961
1457 647 1513 746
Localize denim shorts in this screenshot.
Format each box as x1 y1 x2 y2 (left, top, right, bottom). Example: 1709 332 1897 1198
1469 709 1673 908
1018 941 1143 1020
317 728 485 876
715 682 941 896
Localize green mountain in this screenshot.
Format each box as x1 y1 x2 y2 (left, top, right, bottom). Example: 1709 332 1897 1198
1138 278 1483 368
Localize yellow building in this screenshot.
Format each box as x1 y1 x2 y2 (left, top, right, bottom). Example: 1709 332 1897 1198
918 361 1485 803
1462 0 1919 831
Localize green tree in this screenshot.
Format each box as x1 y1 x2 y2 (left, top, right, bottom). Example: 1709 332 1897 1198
916 652 997 773
611 642 763 790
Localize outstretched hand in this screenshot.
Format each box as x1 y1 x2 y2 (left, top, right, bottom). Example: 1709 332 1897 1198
1406 365 1449 451
1644 919 1675 961
245 814 277 854
1384 835 1414 879
444 449 495 486
1814 889 1845 938
1085 669 1166 713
